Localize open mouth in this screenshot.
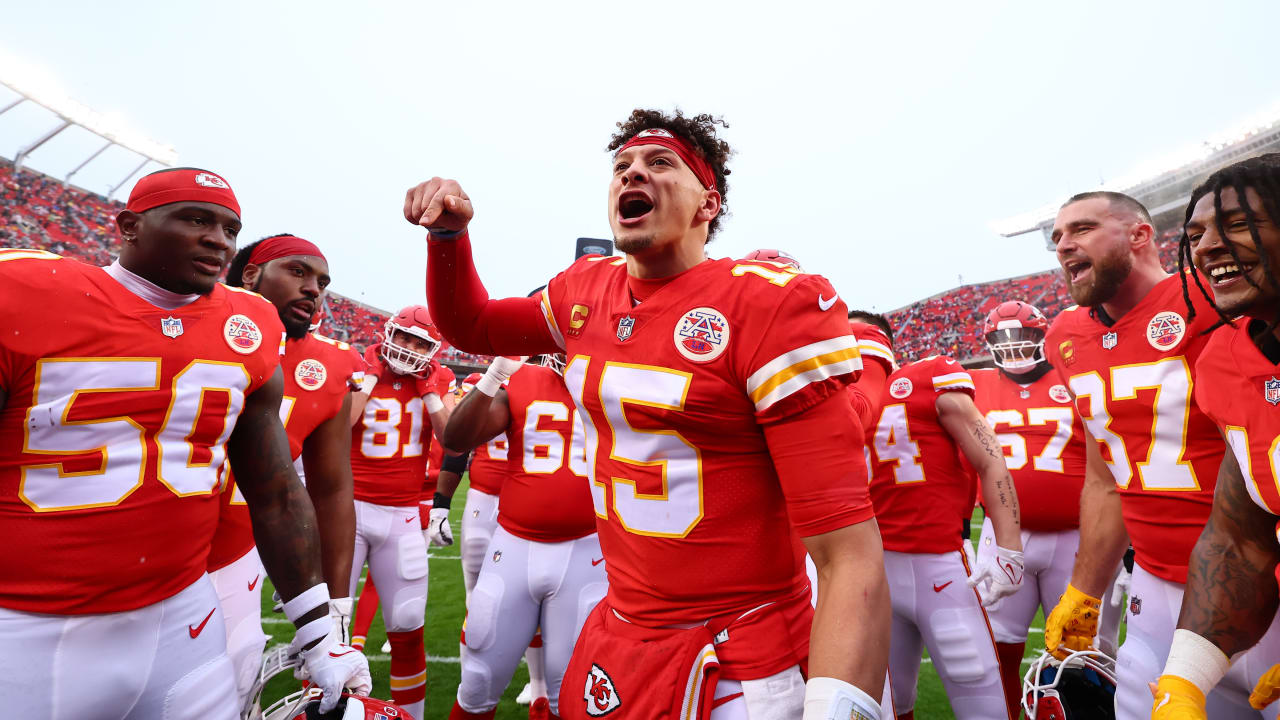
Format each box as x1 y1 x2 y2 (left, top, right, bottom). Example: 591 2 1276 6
192 256 224 275
1063 258 1092 284
288 300 315 321
1207 261 1255 288
617 191 654 225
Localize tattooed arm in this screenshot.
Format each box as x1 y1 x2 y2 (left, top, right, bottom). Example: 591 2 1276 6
936 391 1022 551
1069 438 1130 597
1178 444 1280 654
227 368 327 627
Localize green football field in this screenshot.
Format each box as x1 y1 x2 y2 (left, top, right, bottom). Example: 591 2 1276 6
259 491 1110 719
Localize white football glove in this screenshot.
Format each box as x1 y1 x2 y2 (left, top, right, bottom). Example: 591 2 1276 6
426 506 454 546
330 597 353 646
475 356 525 396
301 628 373 713
803 677 881 720
966 544 1024 607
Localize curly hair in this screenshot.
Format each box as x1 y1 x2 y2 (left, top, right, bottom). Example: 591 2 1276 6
1177 153 1280 333
607 108 732 239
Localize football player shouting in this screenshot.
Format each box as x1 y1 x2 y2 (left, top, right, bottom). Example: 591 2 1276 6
411 108 890 720
868 350 1022 720
1152 154 1280 719
969 300 1092 713
0 168 368 718
346 305 452 720
209 234 364 706
442 353 606 720
1043 191 1271 719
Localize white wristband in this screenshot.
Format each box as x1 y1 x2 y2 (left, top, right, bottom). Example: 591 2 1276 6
282 583 330 624
1164 629 1231 695
475 373 504 397
293 615 331 651
803 676 880 720
423 392 445 413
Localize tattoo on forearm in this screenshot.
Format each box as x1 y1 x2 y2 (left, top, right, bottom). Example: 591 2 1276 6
972 420 1020 524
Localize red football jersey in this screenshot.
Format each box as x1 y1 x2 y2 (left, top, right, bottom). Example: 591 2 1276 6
850 321 894 373
497 364 596 542
422 364 456 498
0 251 283 613
468 433 508 495
208 332 363 571
1194 322 1280 518
970 367 1086 532
869 356 976 553
538 255 869 625
1046 274 1221 584
350 356 442 507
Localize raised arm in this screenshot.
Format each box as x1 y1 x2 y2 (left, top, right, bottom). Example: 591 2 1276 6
404 178 559 356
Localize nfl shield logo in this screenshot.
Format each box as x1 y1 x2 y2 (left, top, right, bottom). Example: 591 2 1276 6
617 316 635 342
1129 596 1142 616
161 316 183 339
1019 390 1030 399
1101 331 1118 350
1266 378 1280 406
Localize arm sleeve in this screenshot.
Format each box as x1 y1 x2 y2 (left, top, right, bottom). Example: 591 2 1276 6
426 232 561 355
764 392 876 537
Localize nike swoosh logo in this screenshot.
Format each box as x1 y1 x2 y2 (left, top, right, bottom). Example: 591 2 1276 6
329 648 359 658
189 608 216 638
932 581 953 593
591 557 605 566
405 516 416 523
818 293 839 311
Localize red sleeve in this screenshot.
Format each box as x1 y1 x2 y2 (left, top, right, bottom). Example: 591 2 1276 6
362 344 383 382
764 392 875 537
426 232 560 355
847 358 889 429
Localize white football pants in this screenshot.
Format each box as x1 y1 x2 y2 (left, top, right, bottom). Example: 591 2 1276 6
1114 563 1280 720
460 487 499 597
208 545 268 709
884 549 1012 719
977 519 1077 644
347 499 429 633
457 527 607 715
0 575 238 720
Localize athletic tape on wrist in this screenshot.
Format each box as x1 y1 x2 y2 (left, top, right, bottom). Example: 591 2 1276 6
294 616 332 652
802 676 880 720
424 392 445 413
329 597 353 616
1164 629 1230 695
283 583 331 624
475 373 504 397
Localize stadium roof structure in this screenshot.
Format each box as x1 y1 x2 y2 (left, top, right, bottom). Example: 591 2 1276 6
0 67 176 198
991 103 1280 249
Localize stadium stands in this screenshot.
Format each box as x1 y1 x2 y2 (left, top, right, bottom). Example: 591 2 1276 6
885 228 1184 363
0 156 493 364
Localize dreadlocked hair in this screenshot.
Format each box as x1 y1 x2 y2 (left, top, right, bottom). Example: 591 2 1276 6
607 108 732 239
1177 153 1280 335
224 233 295 288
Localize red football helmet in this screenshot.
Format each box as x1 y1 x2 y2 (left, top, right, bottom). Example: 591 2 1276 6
982 300 1048 372
1022 649 1117 720
381 305 442 376
742 248 803 272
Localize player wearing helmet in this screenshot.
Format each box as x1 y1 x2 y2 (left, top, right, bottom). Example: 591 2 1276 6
868 346 1023 719
970 300 1093 713
411 108 890 720
346 305 453 719
1043 191 1273 720
441 353 606 720
209 234 365 706
1150 155 1280 719
0 168 368 718
742 248 804 271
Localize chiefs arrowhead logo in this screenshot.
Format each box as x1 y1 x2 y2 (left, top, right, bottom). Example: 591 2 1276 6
583 663 621 716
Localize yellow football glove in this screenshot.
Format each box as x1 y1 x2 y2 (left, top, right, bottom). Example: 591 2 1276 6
1043 583 1101 660
1250 663 1280 710
1151 675 1206 719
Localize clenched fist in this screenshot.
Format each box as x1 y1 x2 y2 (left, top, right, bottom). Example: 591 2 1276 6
404 178 473 234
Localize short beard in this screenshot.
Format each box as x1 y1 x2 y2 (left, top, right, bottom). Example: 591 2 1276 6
282 317 310 340
614 234 654 255
1066 245 1132 307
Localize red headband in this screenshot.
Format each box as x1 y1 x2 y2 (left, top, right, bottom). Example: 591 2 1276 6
126 168 241 217
248 235 326 265
618 129 717 190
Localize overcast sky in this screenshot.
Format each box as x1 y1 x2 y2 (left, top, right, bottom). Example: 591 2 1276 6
5 1 1280 314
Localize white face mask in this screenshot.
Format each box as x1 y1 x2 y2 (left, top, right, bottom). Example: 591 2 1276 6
380 321 441 375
